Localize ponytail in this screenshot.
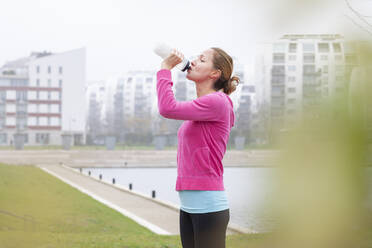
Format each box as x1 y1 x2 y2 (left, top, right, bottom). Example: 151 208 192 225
224 76 240 95
211 47 240 95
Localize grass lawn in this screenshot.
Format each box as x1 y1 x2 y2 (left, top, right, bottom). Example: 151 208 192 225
0 163 268 248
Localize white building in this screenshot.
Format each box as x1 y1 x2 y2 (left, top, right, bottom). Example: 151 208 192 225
0 48 86 146
84 60 251 143
254 34 353 128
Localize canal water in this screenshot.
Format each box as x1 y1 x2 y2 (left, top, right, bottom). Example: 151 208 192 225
78 166 372 233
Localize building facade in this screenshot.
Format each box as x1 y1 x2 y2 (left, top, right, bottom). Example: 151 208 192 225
0 48 86 146
254 34 354 131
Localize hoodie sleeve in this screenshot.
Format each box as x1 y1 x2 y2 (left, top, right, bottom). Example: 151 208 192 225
156 69 224 121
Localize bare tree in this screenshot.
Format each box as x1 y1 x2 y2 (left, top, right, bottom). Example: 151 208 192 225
344 0 372 36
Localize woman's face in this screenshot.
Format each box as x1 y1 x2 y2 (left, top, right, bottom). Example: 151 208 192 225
186 48 220 83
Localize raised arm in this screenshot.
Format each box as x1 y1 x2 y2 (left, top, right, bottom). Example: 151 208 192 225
156 69 225 121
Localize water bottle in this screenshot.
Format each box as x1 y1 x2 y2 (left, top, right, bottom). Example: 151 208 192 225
153 42 191 72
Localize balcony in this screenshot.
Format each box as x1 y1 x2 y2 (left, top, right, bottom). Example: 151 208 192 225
303 53 315 64
273 53 285 64
271 66 285 75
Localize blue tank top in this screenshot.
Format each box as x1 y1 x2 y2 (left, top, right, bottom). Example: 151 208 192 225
178 190 229 213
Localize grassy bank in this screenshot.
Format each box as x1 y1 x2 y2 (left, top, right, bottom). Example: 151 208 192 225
0 163 268 248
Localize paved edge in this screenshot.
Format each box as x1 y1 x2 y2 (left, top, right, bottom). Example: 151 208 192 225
61 163 259 235
39 166 172 235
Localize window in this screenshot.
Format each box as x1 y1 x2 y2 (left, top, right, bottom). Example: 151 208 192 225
303 43 315 52
39 117 47 125
273 43 287 52
28 117 36 126
289 43 297 53
6 104 16 113
16 117 27 130
36 133 49 144
17 104 27 113
242 85 255 93
0 79 10 87
0 91 6 101
23 134 28 144
39 104 48 113
318 43 330 53
288 55 296 61
6 116 15 126
36 79 40 86
16 91 27 102
145 77 152 83
272 75 285 84
0 133 7 144
303 53 315 63
320 55 328 61
0 119 4 129
6 91 16 100
335 55 343 61
48 92 51 100
136 77 144 83
323 65 328 74
28 104 37 113
303 65 316 74
288 76 296 82
272 65 285 75
36 66 40 74
48 79 51 87
288 87 296 93
273 53 285 63
51 104 59 113
287 98 296 104
48 66 51 74
51 117 60 126
59 66 63 74
271 97 285 107
333 43 341 53
288 65 296 72
40 91 47 100
59 80 62 87
271 85 285 95
51 92 59 100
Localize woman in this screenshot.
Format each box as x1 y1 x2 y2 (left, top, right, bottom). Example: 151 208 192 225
156 47 240 248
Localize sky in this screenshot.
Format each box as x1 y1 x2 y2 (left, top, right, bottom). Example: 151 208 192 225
0 0 371 81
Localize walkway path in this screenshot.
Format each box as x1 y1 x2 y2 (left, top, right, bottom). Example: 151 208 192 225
38 164 250 235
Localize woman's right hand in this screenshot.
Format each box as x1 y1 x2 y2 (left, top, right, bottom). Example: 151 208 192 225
161 49 184 70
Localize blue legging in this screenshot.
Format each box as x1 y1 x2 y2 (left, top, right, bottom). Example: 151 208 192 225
179 208 230 248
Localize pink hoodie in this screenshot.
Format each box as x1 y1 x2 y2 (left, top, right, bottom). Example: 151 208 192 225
156 69 235 191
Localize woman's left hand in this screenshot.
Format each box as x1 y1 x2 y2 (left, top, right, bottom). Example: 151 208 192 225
161 48 184 70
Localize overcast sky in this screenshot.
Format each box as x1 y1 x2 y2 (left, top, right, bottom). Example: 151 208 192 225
0 0 371 81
